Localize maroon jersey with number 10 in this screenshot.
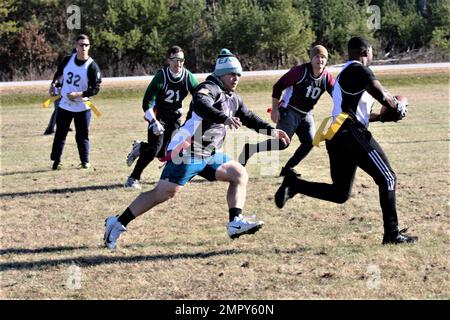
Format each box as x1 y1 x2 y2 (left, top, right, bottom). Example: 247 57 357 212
272 62 335 113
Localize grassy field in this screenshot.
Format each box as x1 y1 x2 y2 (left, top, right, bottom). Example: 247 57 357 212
1 72 449 299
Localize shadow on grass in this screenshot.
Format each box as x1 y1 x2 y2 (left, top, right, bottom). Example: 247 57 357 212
1 165 95 176
0 183 130 198
0 176 226 198
383 138 449 144
0 248 250 271
0 245 90 255
1 176 272 199
0 169 53 176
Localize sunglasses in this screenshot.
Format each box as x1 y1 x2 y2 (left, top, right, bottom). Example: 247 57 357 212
169 57 185 62
78 43 90 47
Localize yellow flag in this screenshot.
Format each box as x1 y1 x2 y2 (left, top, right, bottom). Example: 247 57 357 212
42 95 60 108
43 96 102 118
85 100 102 118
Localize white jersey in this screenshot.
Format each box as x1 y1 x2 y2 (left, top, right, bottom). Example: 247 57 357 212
60 53 93 112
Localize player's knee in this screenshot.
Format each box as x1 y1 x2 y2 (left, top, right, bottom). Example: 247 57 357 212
155 183 180 200
389 171 396 187
234 168 248 185
376 170 396 190
390 170 397 183
232 165 248 185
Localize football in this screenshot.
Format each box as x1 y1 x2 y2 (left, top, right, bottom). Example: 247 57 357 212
395 95 408 105
380 95 408 122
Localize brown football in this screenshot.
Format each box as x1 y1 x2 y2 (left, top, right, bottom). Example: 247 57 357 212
395 95 408 105
380 95 408 122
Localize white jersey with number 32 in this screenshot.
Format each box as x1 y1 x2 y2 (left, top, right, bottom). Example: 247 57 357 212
60 53 93 112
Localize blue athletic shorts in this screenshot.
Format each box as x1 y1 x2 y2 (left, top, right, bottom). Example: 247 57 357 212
160 152 232 186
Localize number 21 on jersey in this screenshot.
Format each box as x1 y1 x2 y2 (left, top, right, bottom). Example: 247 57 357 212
165 89 180 103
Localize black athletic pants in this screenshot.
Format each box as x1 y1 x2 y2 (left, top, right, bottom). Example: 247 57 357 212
289 121 399 234
51 107 91 164
251 107 315 168
130 120 180 180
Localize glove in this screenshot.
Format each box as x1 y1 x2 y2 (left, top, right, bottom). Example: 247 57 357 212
150 120 165 136
395 99 408 119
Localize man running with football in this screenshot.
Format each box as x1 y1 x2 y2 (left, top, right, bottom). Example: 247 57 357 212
274 37 418 245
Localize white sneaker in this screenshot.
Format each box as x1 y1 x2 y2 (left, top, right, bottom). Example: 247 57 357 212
227 214 264 239
126 140 142 167
124 176 141 189
104 216 126 249
79 162 91 170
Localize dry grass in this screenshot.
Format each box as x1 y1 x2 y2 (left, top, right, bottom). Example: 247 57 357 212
1 74 449 300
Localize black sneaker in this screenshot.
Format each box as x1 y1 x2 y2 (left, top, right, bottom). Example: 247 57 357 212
52 161 62 170
43 129 54 135
382 228 418 245
274 175 295 209
279 166 301 177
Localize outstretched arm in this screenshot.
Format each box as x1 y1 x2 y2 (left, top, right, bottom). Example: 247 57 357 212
236 98 290 145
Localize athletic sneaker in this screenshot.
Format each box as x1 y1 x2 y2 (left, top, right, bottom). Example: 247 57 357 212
227 214 264 239
126 140 142 167
124 176 141 190
104 216 127 249
274 175 296 209
52 160 62 170
79 162 91 169
382 228 418 245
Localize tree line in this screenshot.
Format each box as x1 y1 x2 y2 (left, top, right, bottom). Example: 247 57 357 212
1 0 448 81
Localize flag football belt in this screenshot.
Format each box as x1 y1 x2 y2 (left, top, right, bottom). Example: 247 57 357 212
42 95 60 108
84 100 102 118
312 112 349 147
42 96 102 118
